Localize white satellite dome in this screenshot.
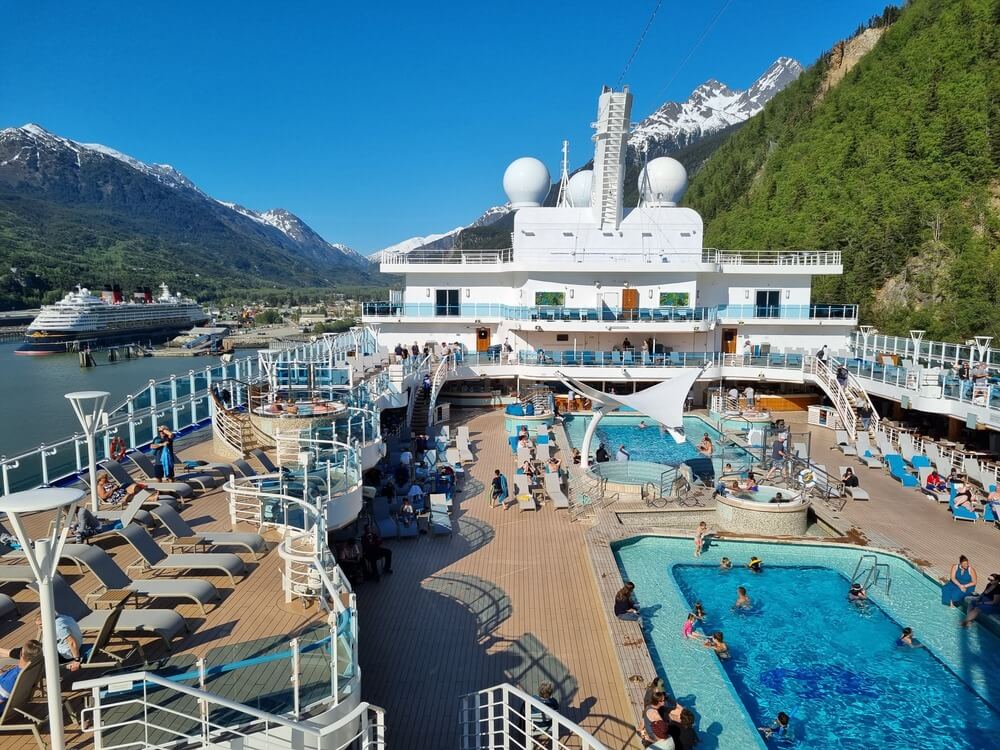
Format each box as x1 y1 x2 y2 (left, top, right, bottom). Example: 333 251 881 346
638 157 688 207
567 170 593 207
503 157 551 208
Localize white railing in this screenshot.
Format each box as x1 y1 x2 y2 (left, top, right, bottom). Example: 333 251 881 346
0 355 262 496
850 330 999 369
710 248 842 266
404 353 434 429
803 357 861 440
459 683 606 750
380 247 514 265
426 353 457 427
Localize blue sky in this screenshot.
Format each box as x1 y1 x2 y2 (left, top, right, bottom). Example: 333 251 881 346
2 1 892 253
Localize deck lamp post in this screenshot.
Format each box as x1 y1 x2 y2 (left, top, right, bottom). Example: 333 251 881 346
859 325 877 362
0 487 85 750
973 336 993 364
908 330 925 365
65 391 110 513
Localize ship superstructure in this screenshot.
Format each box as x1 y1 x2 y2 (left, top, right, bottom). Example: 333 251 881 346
364 86 857 369
18 283 209 354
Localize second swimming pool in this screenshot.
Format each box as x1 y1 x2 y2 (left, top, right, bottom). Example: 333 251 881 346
615 536 1000 750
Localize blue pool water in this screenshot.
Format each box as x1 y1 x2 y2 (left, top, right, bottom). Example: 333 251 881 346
615 537 1000 750
563 414 752 468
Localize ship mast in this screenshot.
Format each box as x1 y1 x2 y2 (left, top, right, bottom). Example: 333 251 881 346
555 140 571 208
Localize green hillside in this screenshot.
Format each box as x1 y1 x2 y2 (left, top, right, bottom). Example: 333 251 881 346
685 0 999 339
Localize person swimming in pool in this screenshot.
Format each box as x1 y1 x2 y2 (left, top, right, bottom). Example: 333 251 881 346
638 420 647 429
847 582 868 602
720 557 732 571
896 627 922 647
759 712 791 739
734 586 752 610
697 433 713 456
692 601 707 624
703 631 729 659
748 557 763 573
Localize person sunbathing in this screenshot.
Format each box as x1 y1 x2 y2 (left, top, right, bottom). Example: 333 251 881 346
547 456 561 473
521 460 536 478
925 470 948 491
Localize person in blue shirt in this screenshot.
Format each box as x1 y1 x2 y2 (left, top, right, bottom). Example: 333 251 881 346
759 711 790 739
0 639 42 710
1 614 86 670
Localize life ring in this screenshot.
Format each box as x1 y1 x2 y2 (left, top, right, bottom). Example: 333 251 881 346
109 436 127 461
798 468 815 487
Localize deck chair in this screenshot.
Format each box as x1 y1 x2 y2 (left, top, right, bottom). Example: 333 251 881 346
149 503 266 558
835 431 857 455
100 459 193 499
924 442 942 466
85 490 156 544
0 657 46 750
514 480 537 512
855 434 882 468
544 472 570 509
0 594 16 622
129 452 223 491
61 543 220 615
899 435 931 469
0 567 39 587
836 467 871 501
371 497 398 540
456 426 470 443
949 495 978 523
48 574 188 650
457 437 474 463
430 505 452 536
429 492 452 512
885 455 919 487
915 467 949 502
962 458 986 488
445 447 462 467
114 524 246 586
516 445 533 465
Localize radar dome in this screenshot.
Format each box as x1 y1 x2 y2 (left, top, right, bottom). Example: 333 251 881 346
567 170 593 207
638 157 688 207
503 157 551 208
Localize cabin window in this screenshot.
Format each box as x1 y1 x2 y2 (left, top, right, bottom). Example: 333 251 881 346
534 291 566 306
556 334 569 342
434 289 460 316
659 292 690 307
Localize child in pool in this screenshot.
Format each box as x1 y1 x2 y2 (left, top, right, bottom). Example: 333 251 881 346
703 631 729 659
719 557 732 570
748 557 763 573
694 522 709 557
693 601 707 623
681 613 700 639
734 586 752 610
759 712 790 739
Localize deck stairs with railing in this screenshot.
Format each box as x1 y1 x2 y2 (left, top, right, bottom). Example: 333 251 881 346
425 354 456 428
459 683 606 750
804 356 880 441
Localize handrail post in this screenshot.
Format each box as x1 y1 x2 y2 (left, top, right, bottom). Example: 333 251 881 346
148 380 158 442
291 637 301 718
198 656 209 747
170 375 179 432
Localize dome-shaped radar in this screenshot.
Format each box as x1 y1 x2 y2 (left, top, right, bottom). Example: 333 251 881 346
567 170 593 207
638 157 688 207
503 157 551 208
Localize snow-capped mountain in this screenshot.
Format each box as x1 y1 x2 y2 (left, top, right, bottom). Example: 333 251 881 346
630 57 803 156
0 123 367 269
368 204 513 261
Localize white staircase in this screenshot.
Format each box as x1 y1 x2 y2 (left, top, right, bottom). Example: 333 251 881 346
594 92 630 228
459 683 606 750
426 353 456 428
804 356 880 441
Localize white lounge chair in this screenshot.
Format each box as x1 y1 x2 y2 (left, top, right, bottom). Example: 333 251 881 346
514 480 537 512
544 472 570 510
838 466 870 501
855 434 882 468
457 436 474 463
835 431 857 455
516 445 533 465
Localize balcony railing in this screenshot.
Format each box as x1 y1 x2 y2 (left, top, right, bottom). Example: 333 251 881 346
363 302 857 323
717 304 858 321
378 246 841 267
456 349 809 370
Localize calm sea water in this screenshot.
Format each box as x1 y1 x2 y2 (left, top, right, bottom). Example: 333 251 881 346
0 341 227 459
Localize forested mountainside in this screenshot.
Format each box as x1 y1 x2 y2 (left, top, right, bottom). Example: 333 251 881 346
685 0 999 339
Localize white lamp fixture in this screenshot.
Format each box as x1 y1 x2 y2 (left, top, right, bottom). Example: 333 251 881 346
909 329 925 363
0 487 85 750
65 391 110 512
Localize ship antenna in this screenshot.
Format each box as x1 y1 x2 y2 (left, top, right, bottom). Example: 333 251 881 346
638 139 652 207
556 140 571 208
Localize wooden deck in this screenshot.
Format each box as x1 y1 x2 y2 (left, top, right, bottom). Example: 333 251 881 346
355 409 638 748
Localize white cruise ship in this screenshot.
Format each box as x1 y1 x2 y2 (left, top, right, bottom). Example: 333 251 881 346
363 85 857 388
17 282 209 354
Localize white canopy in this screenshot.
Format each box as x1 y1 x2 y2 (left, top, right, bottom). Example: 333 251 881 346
557 368 703 443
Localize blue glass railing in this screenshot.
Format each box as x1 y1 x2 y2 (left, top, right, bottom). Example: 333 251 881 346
363 301 857 322
841 357 1000 414
457 350 807 370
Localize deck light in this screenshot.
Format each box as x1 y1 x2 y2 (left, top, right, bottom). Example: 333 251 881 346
0 487 85 750
65 390 110 513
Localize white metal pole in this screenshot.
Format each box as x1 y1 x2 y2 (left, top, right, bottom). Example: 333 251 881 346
86 430 99 513
34 538 67 750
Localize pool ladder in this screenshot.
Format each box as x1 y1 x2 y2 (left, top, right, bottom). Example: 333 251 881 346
852 554 892 595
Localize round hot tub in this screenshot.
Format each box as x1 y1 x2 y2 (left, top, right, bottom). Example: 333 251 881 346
714 485 810 535
249 400 349 442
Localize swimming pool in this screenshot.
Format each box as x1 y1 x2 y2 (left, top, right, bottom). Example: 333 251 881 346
615 536 1000 750
564 414 754 473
